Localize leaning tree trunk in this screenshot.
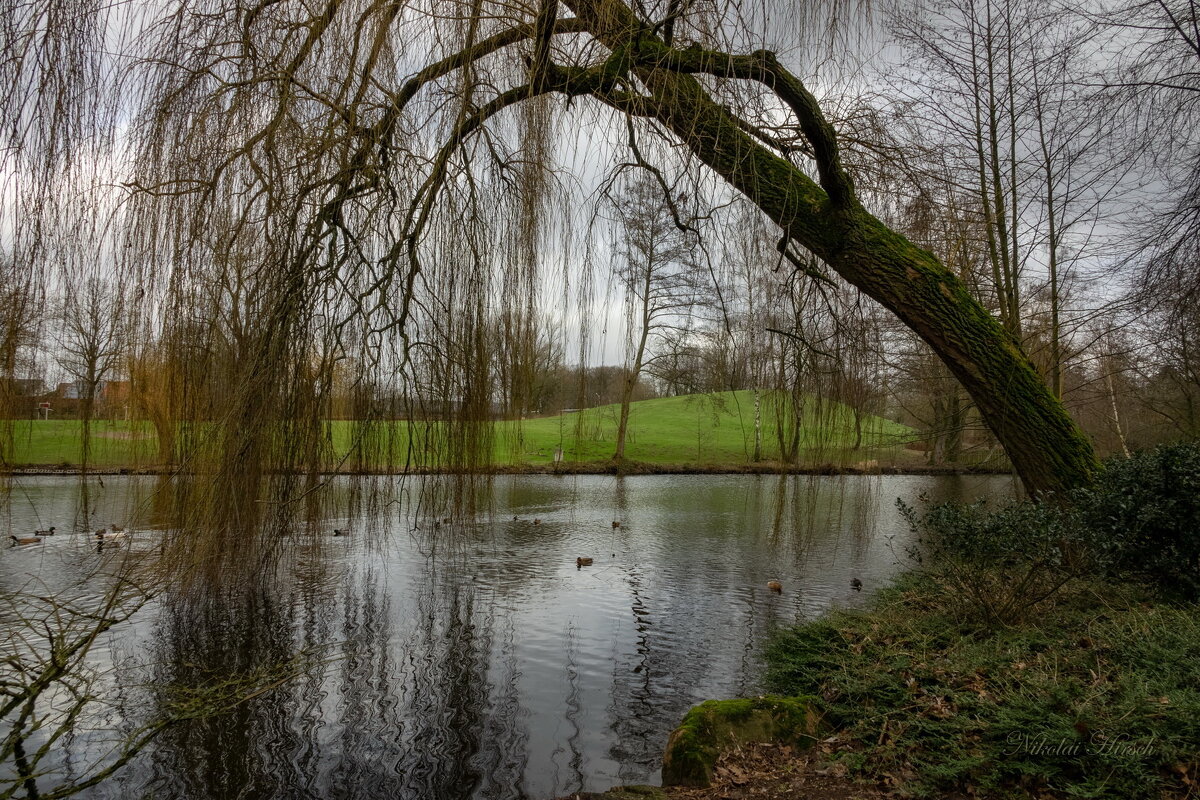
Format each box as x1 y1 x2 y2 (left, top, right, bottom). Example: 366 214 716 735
708 151 1097 495
723 160 1096 495
553 1 1100 495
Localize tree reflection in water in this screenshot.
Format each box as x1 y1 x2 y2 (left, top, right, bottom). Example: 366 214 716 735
0 473 1014 799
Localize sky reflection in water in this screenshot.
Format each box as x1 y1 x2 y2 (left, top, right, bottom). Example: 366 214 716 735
0 473 1014 799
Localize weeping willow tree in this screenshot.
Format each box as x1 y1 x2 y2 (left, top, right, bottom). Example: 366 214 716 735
1 0 1098 564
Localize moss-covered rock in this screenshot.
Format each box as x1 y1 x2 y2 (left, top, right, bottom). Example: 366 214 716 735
660 695 823 787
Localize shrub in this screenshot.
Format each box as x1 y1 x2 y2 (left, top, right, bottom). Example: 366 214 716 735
1075 442 1200 601
898 498 1101 628
901 442 1200 617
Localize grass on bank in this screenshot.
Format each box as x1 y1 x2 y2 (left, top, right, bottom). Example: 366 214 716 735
763 444 1200 799
6 419 161 467
7 391 920 469
765 575 1200 799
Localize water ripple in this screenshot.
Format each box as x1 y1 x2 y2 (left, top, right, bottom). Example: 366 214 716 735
0 473 1015 799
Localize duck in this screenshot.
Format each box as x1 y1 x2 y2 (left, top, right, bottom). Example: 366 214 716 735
851 578 863 591
533 518 541 525
333 528 350 537
34 527 55 536
10 535 41 546
110 524 125 533
95 530 126 541
576 557 594 567
611 521 621 528
767 580 783 592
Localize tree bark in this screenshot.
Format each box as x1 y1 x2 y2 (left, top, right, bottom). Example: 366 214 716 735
752 387 762 462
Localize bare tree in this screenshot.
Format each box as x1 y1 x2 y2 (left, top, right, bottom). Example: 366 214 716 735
1095 0 1200 445
610 174 707 464
56 277 125 466
1128 244 1200 440
889 0 1033 337
722 204 784 462
1099 0 1200 283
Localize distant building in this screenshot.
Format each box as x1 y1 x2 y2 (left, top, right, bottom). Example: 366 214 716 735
56 379 128 401
57 381 82 400
99 380 130 405
45 379 131 418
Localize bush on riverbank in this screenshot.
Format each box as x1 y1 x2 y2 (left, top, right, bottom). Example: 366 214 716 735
765 577 1200 798
1075 442 1200 601
764 444 1200 798
897 496 1099 628
898 443 1200 626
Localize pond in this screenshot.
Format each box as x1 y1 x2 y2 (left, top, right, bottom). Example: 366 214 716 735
0 473 1013 799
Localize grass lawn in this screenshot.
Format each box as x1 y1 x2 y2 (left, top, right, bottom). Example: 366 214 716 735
491 390 912 466
7 391 915 470
7 419 162 467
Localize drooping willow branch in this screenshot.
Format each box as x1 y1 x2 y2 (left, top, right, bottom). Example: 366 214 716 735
0 0 1100 504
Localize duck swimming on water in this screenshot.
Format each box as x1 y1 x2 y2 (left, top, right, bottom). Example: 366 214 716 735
767 580 783 592
576 557 593 567
10 535 41 546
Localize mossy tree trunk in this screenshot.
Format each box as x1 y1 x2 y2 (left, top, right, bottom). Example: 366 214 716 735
684 128 1097 494
555 0 1099 494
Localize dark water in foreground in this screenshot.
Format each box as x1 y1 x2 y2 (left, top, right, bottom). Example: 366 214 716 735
0 473 1013 799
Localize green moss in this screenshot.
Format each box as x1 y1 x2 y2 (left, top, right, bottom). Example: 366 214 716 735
600 43 633 83
660 695 823 787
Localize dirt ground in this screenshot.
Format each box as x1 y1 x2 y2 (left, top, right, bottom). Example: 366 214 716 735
562 741 899 800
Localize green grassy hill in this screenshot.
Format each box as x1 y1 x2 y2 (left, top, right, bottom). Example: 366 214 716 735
6 391 914 470
493 390 912 466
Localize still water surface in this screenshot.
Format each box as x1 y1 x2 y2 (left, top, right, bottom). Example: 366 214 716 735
0 473 1012 799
